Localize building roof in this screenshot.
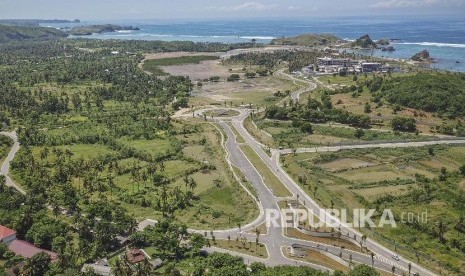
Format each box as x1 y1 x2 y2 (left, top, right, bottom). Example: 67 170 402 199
137 219 157 232
8 240 58 261
81 264 112 276
0 225 16 240
126 249 146 264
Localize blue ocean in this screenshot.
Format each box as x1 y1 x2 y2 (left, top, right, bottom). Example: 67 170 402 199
42 16 465 72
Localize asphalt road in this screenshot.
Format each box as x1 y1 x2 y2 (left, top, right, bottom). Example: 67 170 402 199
0 102 446 275
0 131 25 195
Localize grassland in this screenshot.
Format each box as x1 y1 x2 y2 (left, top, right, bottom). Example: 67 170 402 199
282 246 349 273
11 120 258 230
212 239 268 258
282 145 465 274
253 117 428 148
240 145 292 197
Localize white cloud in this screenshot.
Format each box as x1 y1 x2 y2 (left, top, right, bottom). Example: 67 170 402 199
371 0 463 9
206 1 277 12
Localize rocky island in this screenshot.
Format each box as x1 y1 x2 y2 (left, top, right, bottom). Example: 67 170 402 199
352 34 377 49
411 49 434 63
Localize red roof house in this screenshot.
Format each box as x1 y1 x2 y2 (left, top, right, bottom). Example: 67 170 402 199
8 240 58 261
0 225 17 244
126 249 146 264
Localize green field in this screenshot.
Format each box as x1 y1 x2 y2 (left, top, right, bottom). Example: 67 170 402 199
283 145 465 274
254 116 430 148
11 120 258 230
213 239 268 258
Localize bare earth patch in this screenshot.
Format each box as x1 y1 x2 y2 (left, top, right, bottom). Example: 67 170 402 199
460 180 465 191
161 60 232 81
318 158 376 172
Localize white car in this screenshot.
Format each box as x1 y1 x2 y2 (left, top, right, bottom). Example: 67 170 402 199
392 255 400 261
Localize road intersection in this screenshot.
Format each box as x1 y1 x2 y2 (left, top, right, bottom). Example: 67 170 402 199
3 73 463 274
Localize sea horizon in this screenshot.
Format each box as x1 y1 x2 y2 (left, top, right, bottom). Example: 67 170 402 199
41 16 465 72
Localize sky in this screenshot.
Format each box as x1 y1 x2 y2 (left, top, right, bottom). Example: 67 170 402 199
0 0 464 20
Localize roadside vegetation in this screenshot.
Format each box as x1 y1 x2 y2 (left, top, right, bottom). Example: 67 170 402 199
283 145 465 274
0 136 13 163
240 145 292 197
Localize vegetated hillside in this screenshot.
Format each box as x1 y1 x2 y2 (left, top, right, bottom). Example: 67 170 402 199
271 33 340 46
0 19 80 26
378 73 465 117
0 24 67 42
68 24 139 36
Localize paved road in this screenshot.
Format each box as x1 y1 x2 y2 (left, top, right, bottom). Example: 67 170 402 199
183 107 440 275
0 131 25 194
1 111 442 275
278 139 465 155
228 108 436 275
274 69 317 102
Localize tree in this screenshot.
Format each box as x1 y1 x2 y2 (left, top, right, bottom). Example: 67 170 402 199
190 233 207 256
349 264 380 276
227 74 240 82
460 164 465 176
364 103 372 113
245 72 256 78
355 128 365 140
300 122 313 134
435 219 447 241
391 117 417 132
21 252 51 276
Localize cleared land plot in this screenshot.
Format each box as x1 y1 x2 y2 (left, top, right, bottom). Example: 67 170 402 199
283 145 465 274
197 76 298 106
336 165 413 183
354 184 416 201
317 158 377 172
141 52 221 77
117 137 174 156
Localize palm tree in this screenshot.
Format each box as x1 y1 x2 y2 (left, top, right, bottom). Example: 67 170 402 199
188 177 197 193
435 219 447 241
107 173 115 199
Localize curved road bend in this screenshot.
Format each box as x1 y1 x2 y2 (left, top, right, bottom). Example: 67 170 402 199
228 108 440 276
0 131 25 195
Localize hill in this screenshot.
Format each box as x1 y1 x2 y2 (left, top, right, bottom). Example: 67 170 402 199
68 24 139 36
0 24 67 43
378 73 465 118
0 19 79 26
352 34 377 49
271 33 340 47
